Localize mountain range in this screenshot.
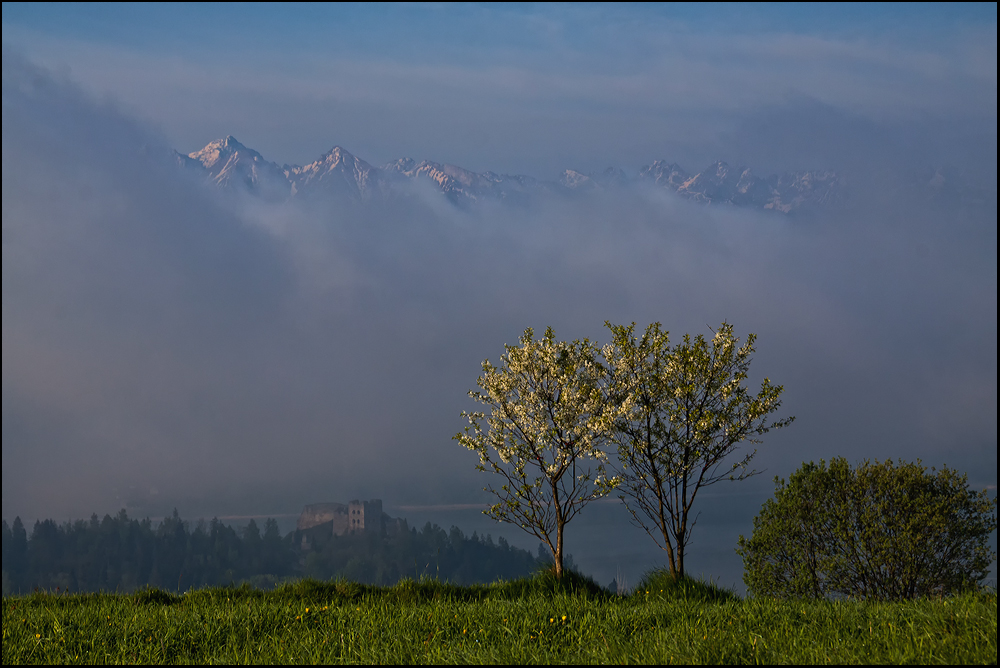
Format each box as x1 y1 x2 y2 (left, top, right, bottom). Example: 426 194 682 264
176 136 843 213
177 136 994 214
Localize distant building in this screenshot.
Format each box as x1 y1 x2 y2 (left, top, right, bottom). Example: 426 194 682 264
295 499 407 550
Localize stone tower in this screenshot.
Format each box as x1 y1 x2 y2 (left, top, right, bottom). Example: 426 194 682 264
295 498 399 550
347 499 383 534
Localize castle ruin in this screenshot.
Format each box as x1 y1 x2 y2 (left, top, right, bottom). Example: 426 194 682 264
295 499 407 550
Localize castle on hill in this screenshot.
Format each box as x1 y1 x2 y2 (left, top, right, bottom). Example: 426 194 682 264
295 499 407 550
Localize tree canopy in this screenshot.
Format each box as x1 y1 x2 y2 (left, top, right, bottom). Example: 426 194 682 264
737 458 998 600
605 321 792 580
455 326 621 578
1 511 546 594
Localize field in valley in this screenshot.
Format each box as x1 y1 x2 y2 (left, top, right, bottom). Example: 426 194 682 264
2 572 996 664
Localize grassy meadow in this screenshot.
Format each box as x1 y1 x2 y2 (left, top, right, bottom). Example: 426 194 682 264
2 571 996 664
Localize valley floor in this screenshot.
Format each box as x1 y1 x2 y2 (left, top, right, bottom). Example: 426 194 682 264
2 575 995 664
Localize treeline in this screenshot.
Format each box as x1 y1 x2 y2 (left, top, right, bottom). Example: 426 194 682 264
300 523 558 586
1 510 293 595
1 510 549 595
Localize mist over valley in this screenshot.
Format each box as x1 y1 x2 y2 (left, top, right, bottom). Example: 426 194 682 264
2 5 996 591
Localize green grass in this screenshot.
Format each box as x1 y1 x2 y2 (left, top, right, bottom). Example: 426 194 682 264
3 572 995 664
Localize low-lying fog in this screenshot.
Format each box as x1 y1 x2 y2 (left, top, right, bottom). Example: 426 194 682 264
3 54 996 591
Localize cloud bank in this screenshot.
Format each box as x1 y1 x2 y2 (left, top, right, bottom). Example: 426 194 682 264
2 53 996 585
3 5 994 176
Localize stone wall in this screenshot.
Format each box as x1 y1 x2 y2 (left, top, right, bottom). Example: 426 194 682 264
296 499 401 550
297 502 349 533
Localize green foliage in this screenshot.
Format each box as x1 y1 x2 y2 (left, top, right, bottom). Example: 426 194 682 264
737 458 998 600
455 326 622 577
299 522 545 586
605 321 793 580
634 569 740 603
2 511 546 594
527 565 608 598
1 510 296 595
133 588 181 606
3 578 995 664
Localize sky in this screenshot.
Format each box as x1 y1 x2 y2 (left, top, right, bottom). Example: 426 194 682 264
2 3 997 590
2 4 996 175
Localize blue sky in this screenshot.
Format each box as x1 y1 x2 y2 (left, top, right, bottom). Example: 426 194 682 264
4 4 992 56
3 3 995 175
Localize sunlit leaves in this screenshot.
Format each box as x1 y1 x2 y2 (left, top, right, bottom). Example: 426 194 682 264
456 321 792 581
455 327 624 577
604 321 793 579
737 458 998 600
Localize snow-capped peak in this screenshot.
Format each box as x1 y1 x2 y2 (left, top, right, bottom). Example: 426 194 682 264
179 136 851 212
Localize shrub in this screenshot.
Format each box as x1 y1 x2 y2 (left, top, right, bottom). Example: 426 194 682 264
737 458 997 600
634 569 739 602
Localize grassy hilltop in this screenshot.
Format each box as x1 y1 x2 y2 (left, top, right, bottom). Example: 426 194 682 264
3 571 996 665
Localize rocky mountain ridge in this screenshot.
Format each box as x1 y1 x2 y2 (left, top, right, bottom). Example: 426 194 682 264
177 136 986 213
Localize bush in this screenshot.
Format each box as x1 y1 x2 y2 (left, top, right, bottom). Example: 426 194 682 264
737 458 997 600
634 569 738 603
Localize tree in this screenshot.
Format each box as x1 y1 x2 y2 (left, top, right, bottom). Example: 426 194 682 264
605 321 793 580
4 517 29 594
737 458 998 600
455 326 621 578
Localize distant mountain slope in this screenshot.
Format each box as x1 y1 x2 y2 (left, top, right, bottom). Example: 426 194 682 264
183 136 291 201
287 146 385 201
178 136 844 212
177 136 991 213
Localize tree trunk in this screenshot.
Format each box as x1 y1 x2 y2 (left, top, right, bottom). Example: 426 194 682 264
676 509 687 579
555 519 564 578
552 479 564 578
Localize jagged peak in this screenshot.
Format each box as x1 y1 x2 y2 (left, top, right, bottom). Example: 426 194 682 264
187 136 265 167
176 134 856 212
437 162 478 181
201 135 246 151
318 145 358 163
646 158 682 168
708 160 731 175
560 169 595 189
384 158 417 172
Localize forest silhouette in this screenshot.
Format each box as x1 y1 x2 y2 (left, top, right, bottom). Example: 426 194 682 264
1 510 549 595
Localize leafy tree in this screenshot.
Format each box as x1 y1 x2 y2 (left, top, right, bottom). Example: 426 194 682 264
299 521 544 585
4 518 29 594
605 321 792 580
455 326 622 577
737 458 998 600
242 519 263 575
3 506 547 591
261 518 293 576
2 509 308 593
